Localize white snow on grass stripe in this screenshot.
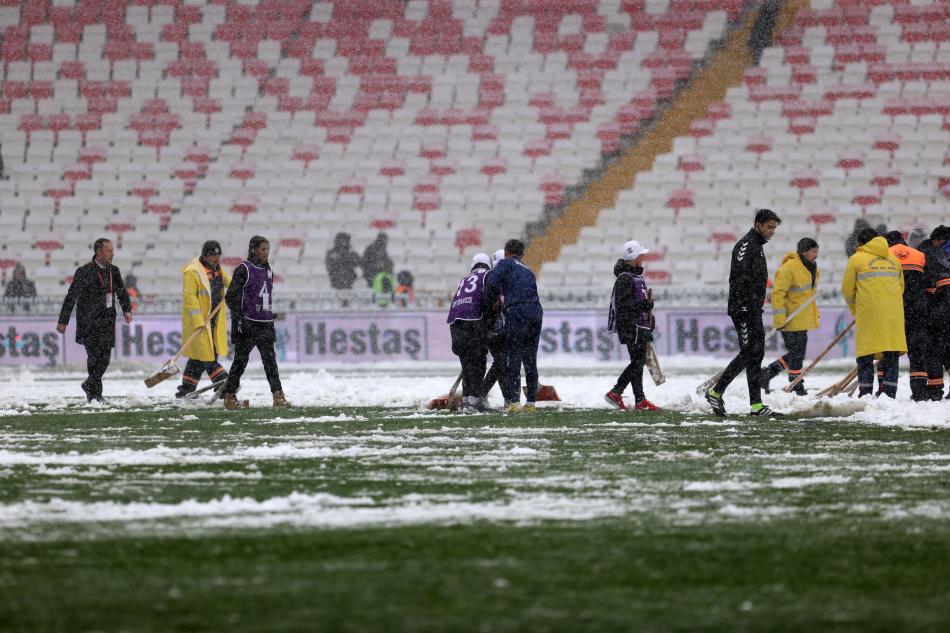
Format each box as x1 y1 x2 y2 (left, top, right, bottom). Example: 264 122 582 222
0 364 947 427
770 475 851 488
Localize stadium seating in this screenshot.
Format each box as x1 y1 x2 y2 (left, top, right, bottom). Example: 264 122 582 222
0 0 742 296
543 0 950 290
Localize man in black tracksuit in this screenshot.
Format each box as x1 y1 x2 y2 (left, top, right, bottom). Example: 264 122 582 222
919 226 950 399
57 238 132 402
706 209 782 417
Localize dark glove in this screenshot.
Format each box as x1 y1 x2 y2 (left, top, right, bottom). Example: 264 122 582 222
633 299 654 312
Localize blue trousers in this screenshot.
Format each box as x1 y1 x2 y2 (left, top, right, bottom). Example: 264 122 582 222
505 306 542 403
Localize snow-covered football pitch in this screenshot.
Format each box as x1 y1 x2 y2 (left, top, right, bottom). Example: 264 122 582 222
1 360 949 631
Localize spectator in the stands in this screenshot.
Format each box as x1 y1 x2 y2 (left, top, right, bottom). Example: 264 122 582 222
4 263 36 299
0 142 6 180
373 270 396 308
395 270 416 307
125 274 140 312
362 232 393 287
325 232 361 290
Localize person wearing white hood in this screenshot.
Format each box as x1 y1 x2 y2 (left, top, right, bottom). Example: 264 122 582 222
605 240 660 412
447 253 492 411
480 249 514 406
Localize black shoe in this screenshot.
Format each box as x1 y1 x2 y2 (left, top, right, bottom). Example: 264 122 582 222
792 383 807 397
175 384 197 399
750 404 784 418
705 390 726 416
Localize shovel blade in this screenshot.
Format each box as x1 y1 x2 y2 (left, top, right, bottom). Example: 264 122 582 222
427 393 463 410
523 384 560 401
144 363 180 388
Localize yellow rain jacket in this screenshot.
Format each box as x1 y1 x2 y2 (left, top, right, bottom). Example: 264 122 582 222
772 252 820 331
840 236 907 357
181 257 231 361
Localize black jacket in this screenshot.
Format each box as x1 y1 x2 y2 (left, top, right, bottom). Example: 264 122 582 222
58 259 132 347
610 260 653 343
920 239 950 297
727 228 769 317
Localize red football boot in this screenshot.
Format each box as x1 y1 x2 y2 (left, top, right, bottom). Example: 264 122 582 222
634 399 660 412
604 391 627 410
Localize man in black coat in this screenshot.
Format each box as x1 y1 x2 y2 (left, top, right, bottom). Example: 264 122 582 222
57 238 133 402
706 209 782 417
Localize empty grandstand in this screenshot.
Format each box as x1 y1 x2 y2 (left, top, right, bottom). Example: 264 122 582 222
0 0 946 304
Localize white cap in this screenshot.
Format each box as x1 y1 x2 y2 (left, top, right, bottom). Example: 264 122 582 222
493 249 505 267
621 240 650 261
471 252 491 268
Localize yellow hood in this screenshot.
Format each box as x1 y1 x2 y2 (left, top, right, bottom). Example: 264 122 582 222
857 236 892 259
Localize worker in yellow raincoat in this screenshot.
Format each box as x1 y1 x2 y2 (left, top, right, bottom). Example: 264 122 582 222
176 240 231 398
841 229 907 398
762 238 820 395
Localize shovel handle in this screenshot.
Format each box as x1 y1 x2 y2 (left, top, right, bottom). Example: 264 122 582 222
171 301 225 365
783 320 855 393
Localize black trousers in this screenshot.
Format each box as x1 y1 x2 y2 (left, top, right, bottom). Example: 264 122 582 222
927 298 950 396
505 306 542 403
224 323 282 395
858 352 899 398
450 320 487 399
905 305 930 399
178 357 228 394
482 334 512 402
612 338 648 402
765 330 808 391
82 342 112 400
714 313 765 404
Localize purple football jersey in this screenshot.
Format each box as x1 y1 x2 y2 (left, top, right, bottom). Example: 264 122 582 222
241 260 275 322
447 268 487 324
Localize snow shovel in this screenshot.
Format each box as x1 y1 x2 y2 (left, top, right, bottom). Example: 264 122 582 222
816 366 858 398
182 380 227 401
646 343 665 386
783 320 855 393
696 294 818 396
428 372 463 410
523 383 561 401
644 290 666 385
144 302 224 388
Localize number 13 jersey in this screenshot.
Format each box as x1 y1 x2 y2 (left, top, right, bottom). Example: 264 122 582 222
447 268 487 324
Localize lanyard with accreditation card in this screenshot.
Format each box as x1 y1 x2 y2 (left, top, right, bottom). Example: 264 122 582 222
97 266 114 309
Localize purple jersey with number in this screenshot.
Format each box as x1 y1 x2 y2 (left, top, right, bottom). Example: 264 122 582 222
447 268 487 324
241 260 274 322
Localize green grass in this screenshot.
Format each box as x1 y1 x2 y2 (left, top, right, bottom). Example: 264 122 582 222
1 406 949 632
